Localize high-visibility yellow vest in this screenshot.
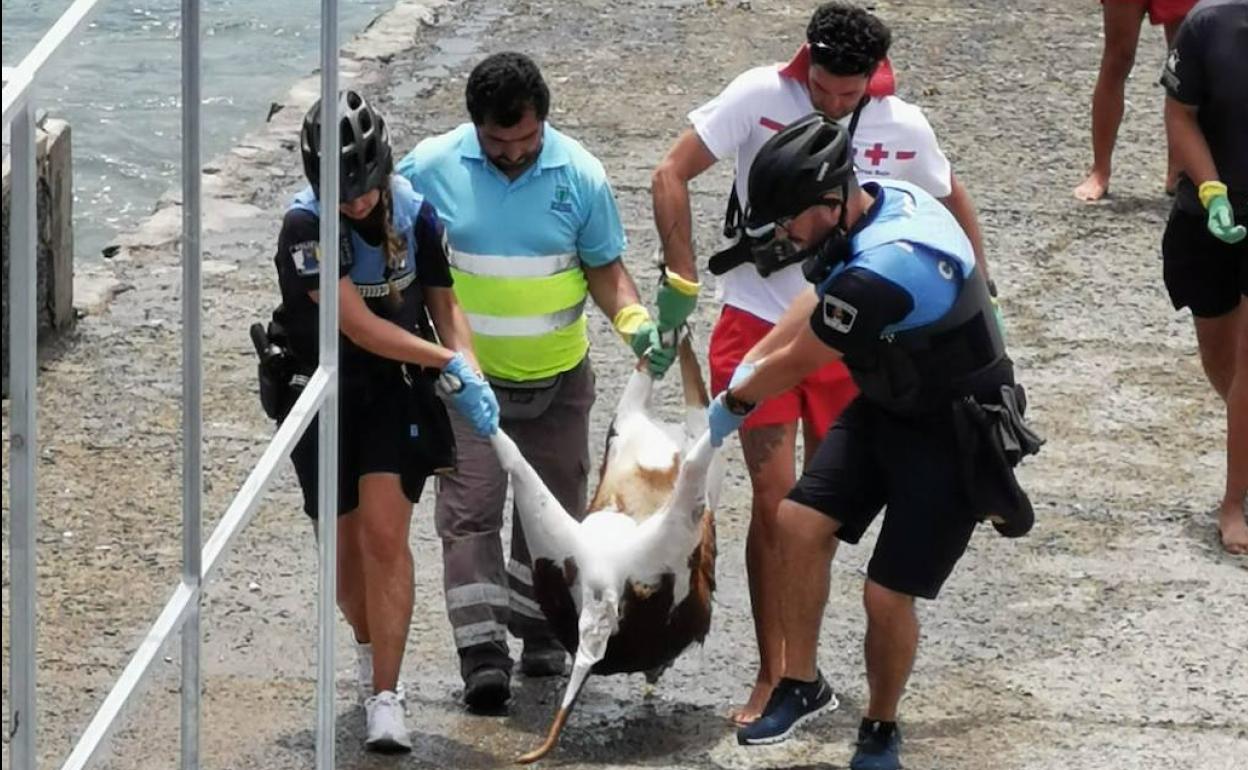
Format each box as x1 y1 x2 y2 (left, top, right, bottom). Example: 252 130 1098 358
449 249 588 381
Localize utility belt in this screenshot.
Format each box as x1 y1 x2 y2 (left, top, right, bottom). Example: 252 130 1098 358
250 304 457 476
484 356 588 422
950 382 1044 538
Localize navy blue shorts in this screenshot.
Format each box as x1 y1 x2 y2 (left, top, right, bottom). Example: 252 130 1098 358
1162 205 1248 319
786 398 979 600
290 376 429 519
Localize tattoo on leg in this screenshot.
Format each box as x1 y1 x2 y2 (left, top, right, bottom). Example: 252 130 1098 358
741 424 790 475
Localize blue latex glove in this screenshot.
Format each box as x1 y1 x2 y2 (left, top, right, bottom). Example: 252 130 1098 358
439 352 499 437
707 393 746 448
728 361 757 390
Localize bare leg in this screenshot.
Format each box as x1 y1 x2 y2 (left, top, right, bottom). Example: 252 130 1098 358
732 422 798 724
1075 2 1146 202
356 473 415 693
1162 21 1182 194
862 580 918 722
335 512 370 643
1194 310 1239 400
1193 303 1248 554
775 499 840 683
1219 301 1248 553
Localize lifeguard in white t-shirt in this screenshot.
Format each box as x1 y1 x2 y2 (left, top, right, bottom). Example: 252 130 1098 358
649 1 994 727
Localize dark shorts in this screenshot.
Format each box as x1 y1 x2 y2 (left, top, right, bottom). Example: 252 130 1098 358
291 376 429 519
786 399 978 600
1162 206 1248 319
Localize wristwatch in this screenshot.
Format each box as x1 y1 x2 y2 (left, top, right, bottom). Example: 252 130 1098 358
723 389 755 415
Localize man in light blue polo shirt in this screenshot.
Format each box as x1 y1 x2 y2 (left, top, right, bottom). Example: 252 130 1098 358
397 52 669 713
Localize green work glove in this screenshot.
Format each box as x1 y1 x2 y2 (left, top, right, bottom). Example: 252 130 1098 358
614 305 676 379
656 268 700 332
1200 181 1247 245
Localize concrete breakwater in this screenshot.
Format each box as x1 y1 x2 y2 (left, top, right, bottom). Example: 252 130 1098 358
2 116 74 396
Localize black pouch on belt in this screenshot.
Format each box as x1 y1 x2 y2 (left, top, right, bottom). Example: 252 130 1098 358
250 319 307 422
950 383 1045 537
403 363 457 476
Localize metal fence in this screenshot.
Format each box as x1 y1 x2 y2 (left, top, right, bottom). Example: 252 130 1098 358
3 1 344 767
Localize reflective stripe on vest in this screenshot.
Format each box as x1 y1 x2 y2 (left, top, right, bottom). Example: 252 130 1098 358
449 249 589 380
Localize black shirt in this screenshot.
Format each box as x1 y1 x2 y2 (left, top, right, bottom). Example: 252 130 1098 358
1160 0 1248 215
273 196 453 382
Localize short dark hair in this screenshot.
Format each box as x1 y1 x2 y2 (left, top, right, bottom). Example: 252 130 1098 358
806 2 891 77
465 52 551 127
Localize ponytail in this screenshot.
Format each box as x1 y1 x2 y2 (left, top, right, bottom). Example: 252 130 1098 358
378 175 406 309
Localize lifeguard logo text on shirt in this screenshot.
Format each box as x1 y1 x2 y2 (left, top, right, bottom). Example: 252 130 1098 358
823 295 858 334
550 185 574 213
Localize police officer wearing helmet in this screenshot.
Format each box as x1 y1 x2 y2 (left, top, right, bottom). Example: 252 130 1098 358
707 114 1040 768
267 90 499 753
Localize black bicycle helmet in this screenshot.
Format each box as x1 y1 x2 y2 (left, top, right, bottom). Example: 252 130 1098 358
745 113 855 230
300 90 392 202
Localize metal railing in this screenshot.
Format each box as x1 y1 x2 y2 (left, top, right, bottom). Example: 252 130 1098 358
3 1 343 767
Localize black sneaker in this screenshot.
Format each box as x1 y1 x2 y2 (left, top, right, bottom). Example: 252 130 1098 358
736 672 838 745
850 719 901 770
464 665 511 714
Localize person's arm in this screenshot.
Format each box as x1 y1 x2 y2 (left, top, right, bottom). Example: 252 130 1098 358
741 286 822 364
1165 98 1219 185
940 173 989 280
732 315 842 406
309 280 454 369
425 286 479 371
584 257 643 322
413 201 481 371
734 265 913 405
1160 14 1244 244
651 129 719 282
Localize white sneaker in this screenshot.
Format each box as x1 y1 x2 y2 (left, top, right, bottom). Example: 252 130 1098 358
364 690 412 753
355 641 374 704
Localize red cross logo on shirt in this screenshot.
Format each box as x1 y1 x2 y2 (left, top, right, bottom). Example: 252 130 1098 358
857 143 917 166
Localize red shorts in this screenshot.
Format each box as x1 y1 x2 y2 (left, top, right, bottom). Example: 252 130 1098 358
1102 0 1196 26
709 305 858 436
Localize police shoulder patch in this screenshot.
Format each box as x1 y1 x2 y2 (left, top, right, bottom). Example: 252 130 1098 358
290 240 320 277
822 294 858 334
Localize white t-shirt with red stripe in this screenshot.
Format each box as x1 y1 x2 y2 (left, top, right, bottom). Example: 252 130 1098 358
689 63 953 324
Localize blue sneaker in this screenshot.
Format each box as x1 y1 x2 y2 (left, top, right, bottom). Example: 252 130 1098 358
736 672 838 745
850 719 901 770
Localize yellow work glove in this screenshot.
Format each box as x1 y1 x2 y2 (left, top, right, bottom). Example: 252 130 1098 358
613 304 675 379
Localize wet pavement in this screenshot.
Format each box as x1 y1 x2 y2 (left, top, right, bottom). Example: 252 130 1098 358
3 0 1247 768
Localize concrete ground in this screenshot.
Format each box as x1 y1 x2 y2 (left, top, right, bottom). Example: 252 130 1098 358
3 0 1246 768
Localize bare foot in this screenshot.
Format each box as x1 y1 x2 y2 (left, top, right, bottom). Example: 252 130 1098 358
1074 169 1110 202
728 679 774 726
1218 502 1248 555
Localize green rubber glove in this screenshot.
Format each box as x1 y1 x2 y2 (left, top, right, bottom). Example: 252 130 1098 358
656 269 700 332
629 320 676 379
1207 194 1247 245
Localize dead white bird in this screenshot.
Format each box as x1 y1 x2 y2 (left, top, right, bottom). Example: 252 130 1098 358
488 336 724 764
